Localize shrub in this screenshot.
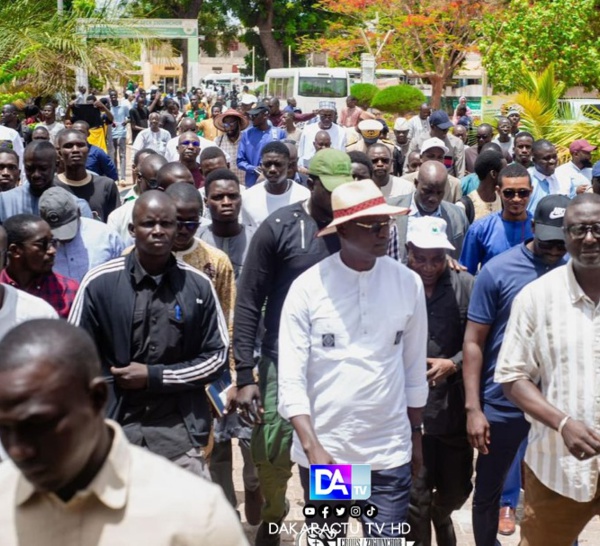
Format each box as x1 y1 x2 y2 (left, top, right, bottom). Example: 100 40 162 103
350 83 379 109
370 84 426 115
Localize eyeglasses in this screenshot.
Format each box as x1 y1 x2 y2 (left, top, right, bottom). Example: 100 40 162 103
24 237 59 252
502 188 531 199
372 157 391 164
564 223 600 239
179 140 200 147
353 218 392 234
177 220 201 232
537 240 566 251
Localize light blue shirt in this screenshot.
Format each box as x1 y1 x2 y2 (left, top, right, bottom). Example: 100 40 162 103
237 125 287 188
110 102 130 139
527 167 575 214
0 183 93 222
461 172 480 195
53 217 124 282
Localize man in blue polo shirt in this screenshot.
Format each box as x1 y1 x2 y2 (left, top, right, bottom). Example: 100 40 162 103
460 164 534 274
237 102 286 188
463 194 570 546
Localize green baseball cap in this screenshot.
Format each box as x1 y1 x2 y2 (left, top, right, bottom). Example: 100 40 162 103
308 149 353 192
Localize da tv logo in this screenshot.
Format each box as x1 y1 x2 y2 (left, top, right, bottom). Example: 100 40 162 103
309 464 371 501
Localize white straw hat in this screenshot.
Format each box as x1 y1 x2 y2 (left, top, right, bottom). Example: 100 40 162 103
318 179 409 237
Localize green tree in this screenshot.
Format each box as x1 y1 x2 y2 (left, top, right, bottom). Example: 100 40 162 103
371 84 425 114
480 0 600 93
301 0 502 108
225 0 331 71
0 0 133 96
350 83 379 108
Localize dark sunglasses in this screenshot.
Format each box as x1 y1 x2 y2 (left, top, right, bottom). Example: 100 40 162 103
177 220 200 232
502 188 531 199
180 140 200 147
372 157 391 164
537 240 566 251
353 218 392 234
564 223 600 240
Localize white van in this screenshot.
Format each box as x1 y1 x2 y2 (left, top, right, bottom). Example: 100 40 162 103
201 73 242 91
265 67 350 112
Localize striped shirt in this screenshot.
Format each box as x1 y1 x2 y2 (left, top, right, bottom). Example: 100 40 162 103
214 134 246 185
495 261 600 502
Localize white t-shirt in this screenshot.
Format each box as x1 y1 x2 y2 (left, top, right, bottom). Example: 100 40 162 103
241 180 311 229
0 285 58 342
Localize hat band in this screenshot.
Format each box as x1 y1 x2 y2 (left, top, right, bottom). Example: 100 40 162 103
333 196 386 219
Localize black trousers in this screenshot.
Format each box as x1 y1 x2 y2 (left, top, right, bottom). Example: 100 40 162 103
407 433 473 546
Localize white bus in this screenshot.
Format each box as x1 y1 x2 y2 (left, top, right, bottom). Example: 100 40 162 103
265 67 351 112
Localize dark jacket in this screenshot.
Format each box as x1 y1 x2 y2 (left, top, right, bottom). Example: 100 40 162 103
423 268 474 435
233 201 341 386
389 193 469 263
69 252 229 447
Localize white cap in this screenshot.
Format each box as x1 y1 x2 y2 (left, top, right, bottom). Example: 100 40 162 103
394 117 409 131
358 119 383 132
407 217 455 250
421 137 449 156
240 94 257 105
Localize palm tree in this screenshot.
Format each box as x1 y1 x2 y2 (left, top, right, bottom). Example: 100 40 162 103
0 0 134 97
512 64 600 161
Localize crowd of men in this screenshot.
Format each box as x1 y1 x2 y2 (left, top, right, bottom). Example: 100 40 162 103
0 85 599 546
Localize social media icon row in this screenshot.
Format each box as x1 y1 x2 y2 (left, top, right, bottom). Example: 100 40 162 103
302 503 379 519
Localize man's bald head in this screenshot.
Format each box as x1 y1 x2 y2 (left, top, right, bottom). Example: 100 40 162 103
24 139 56 162
72 120 90 138
0 320 101 387
178 118 198 134
132 190 177 225
415 160 448 214
0 320 110 494
138 154 168 192
156 162 194 190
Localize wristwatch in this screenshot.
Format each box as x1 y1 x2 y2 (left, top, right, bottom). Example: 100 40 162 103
411 424 424 434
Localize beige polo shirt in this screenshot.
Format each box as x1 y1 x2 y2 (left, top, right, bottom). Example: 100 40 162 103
0 420 248 546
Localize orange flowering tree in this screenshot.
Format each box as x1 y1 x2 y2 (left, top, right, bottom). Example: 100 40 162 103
301 0 502 108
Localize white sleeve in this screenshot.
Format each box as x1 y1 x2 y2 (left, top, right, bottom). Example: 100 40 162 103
278 278 313 420
401 273 429 408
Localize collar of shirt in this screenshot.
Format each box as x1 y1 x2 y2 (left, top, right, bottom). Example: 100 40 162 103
15 420 129 509
427 267 452 301
530 167 558 186
408 192 442 217
172 237 200 260
565 259 596 305
0 268 46 291
128 251 178 288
